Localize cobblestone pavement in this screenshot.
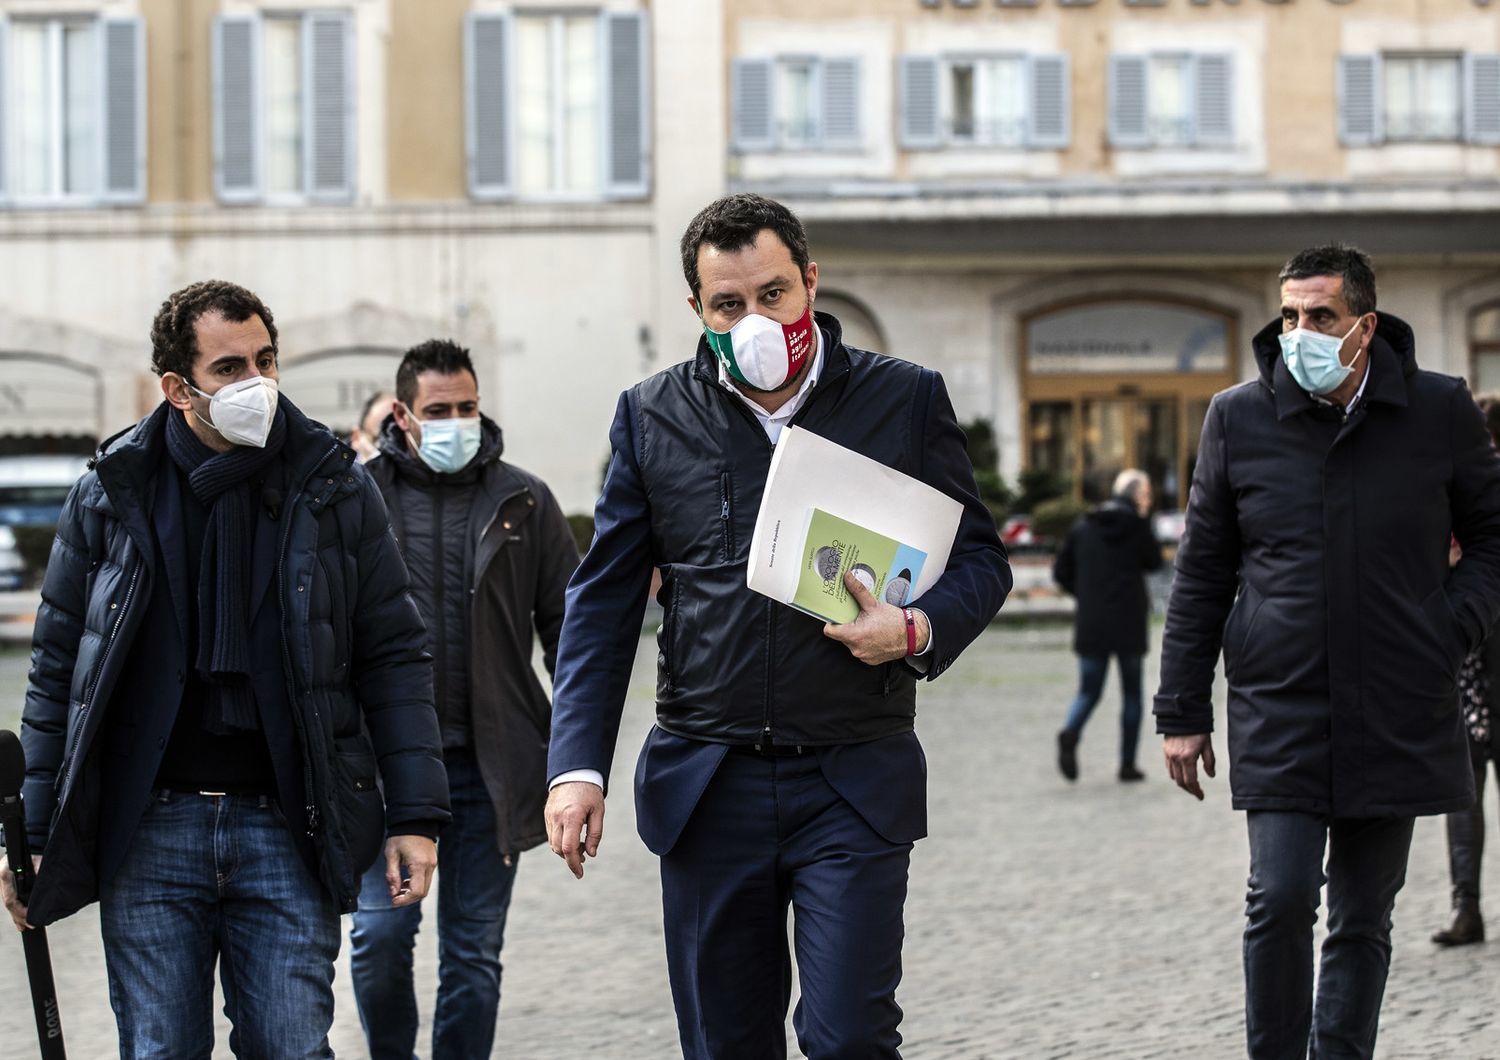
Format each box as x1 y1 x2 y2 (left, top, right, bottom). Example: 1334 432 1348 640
3 625 1498 1058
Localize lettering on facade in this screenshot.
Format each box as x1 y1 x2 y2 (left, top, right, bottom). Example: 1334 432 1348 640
0 384 26 414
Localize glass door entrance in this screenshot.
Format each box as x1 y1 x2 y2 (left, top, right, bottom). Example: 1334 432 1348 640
1026 388 1223 511
1023 298 1237 512
1072 395 1182 506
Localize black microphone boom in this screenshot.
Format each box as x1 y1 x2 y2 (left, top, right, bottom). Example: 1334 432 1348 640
0 730 68 1059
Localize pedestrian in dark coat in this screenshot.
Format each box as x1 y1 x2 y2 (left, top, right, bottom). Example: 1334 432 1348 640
1431 394 1500 947
1154 245 1500 1059
349 339 579 1059
1053 468 1164 781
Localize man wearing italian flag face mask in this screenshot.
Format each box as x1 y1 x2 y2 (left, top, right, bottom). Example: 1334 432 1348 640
543 194 1012 1057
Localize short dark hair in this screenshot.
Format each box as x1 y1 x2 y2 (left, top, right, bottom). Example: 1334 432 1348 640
1477 393 1500 448
1278 244 1378 317
150 280 278 382
679 194 811 300
396 339 477 408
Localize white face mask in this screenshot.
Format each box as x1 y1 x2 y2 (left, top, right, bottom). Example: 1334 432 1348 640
187 376 280 448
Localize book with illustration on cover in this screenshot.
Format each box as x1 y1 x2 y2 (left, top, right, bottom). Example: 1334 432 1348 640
747 426 962 622
790 509 928 624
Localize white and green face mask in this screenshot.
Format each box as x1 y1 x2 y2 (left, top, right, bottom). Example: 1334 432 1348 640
703 306 815 392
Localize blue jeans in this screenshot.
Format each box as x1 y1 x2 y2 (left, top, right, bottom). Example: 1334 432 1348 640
98 791 340 1060
1062 652 1144 767
1244 811 1415 1060
349 748 519 1060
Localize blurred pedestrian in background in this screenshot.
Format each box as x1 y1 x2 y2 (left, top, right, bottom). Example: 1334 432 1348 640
1431 393 1500 948
350 390 397 463
349 340 578 1058
1053 468 1164 782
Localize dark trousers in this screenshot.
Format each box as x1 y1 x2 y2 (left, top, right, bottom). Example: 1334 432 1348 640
660 749 911 1060
348 749 519 1060
1062 652 1144 768
1444 737 1500 907
1243 811 1415 1060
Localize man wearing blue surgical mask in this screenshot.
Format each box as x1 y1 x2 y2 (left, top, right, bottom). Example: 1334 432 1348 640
1154 244 1500 1059
352 339 579 1059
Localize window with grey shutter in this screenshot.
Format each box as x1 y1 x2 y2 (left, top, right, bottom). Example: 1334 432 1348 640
305 12 352 202
733 59 775 152
1027 54 1070 148
1466 53 1500 146
1194 54 1234 147
1338 55 1382 146
899 56 941 149
822 58 861 149
214 15 261 202
604 12 649 197
1108 55 1150 147
101 17 146 203
465 13 511 199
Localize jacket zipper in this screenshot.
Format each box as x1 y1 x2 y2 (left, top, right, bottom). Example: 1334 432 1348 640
278 443 342 840
59 558 143 798
709 375 841 747
433 486 448 723
718 471 735 561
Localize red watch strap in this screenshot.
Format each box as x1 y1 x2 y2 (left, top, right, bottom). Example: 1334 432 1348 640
903 608 917 657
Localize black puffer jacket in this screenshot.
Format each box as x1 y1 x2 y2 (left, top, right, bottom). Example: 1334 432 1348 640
1053 496 1163 656
19 401 450 925
368 416 578 855
1155 314 1500 817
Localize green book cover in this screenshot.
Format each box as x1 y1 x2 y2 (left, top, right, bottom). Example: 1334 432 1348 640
791 509 928 624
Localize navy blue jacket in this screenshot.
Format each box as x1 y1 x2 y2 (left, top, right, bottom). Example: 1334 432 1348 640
1155 314 1500 817
18 400 450 925
548 313 1011 852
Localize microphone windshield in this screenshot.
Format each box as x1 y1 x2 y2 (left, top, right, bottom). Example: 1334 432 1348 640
0 730 24 798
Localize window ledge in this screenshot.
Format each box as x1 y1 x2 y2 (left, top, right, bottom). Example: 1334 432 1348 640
0 200 656 237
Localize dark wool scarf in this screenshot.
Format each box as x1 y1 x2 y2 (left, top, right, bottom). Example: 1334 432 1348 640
165 407 288 734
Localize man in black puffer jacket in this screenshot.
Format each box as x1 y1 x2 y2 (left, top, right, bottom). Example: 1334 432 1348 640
349 340 578 1060
0 282 450 1058
1156 245 1500 1059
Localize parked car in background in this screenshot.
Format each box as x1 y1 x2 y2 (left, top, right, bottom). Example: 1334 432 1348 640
1152 509 1187 548
0 526 23 590
0 454 90 528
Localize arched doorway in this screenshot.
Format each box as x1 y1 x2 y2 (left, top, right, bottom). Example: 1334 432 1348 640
0 352 104 454
1022 297 1237 510
1470 301 1500 395
815 292 888 355
279 347 405 435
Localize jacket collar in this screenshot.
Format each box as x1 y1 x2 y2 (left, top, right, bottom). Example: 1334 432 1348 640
1251 312 1415 421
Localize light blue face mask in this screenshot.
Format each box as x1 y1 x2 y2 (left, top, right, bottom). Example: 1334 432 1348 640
1278 320 1364 396
413 415 481 473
